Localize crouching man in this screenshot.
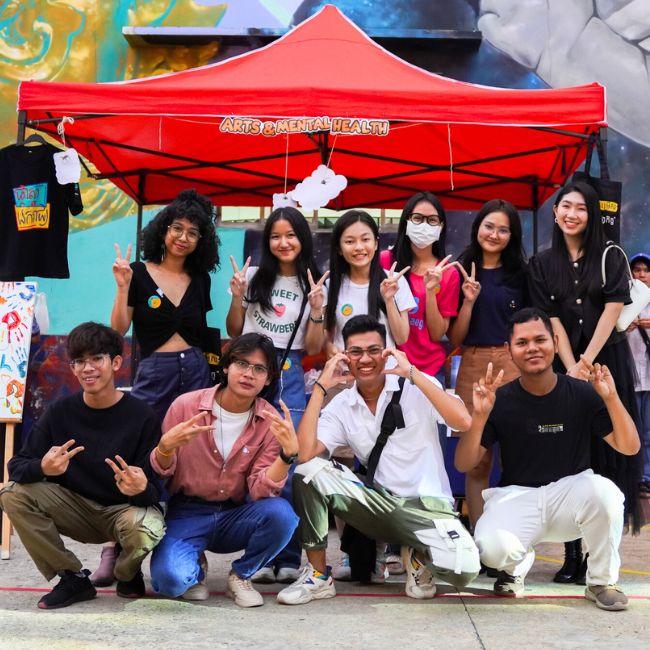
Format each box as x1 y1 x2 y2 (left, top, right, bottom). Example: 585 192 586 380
149 333 299 607
0 322 165 609
455 308 640 611
277 315 480 605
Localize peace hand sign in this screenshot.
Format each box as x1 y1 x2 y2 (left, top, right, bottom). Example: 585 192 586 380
455 262 481 303
423 255 455 293
41 439 84 476
307 269 329 313
380 262 410 302
105 455 148 496
472 362 504 415
230 255 252 300
263 400 299 457
158 412 214 455
113 244 133 288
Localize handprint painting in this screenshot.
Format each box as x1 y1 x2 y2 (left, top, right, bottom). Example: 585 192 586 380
0 283 37 419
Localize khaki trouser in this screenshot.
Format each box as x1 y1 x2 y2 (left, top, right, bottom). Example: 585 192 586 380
0 481 166 581
293 458 480 588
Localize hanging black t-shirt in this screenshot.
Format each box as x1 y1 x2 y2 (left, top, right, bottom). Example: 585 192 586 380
481 374 612 488
0 143 83 280
127 261 212 358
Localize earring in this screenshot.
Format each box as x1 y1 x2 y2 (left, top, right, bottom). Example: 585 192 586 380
160 242 166 260
554 217 558 223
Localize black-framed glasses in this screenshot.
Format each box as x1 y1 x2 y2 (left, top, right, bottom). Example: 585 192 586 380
231 358 269 378
70 354 109 371
345 345 384 360
168 223 201 243
408 213 441 227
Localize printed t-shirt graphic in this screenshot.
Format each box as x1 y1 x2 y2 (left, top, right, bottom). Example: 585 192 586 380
0 143 83 280
239 267 328 350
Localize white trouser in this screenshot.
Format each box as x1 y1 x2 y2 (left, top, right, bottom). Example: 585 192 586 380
473 470 624 586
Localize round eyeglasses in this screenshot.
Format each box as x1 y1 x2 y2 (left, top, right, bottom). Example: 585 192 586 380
70 354 109 371
168 223 201 243
230 359 269 378
408 213 441 227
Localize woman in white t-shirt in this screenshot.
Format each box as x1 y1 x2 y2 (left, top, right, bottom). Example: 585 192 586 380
226 207 327 428
325 210 415 357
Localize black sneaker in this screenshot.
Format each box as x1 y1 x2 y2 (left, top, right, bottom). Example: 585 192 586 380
38 569 97 610
116 571 146 598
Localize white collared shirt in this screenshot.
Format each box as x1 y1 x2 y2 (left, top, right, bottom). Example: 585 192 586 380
316 373 456 502
626 303 650 391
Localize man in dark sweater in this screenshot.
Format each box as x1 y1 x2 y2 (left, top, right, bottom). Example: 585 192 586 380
455 308 640 611
0 322 166 609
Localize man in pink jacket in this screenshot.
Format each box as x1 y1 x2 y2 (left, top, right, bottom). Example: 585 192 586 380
149 333 299 607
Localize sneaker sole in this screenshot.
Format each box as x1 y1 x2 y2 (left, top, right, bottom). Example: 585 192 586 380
400 547 436 600
38 587 97 610
584 589 628 611
277 584 337 605
225 586 264 608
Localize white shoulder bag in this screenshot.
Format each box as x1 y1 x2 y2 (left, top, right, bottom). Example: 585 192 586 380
601 243 650 332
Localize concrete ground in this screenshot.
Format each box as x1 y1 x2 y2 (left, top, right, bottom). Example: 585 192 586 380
0 528 648 650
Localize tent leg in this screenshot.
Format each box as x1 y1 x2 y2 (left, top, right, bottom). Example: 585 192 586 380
130 176 145 387
532 181 539 254
16 111 26 144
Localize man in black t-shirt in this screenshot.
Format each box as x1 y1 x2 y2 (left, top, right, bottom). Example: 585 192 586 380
455 308 640 611
0 323 166 610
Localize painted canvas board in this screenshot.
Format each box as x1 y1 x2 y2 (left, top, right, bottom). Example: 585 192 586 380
0 282 37 421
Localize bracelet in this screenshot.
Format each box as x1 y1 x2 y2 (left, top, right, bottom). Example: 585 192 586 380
408 365 415 385
156 444 175 457
309 313 325 324
314 381 328 397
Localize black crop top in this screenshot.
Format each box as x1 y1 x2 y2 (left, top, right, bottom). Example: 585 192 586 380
127 261 212 359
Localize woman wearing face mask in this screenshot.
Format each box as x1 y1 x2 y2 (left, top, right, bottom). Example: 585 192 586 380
528 182 643 579
380 191 459 389
448 199 528 533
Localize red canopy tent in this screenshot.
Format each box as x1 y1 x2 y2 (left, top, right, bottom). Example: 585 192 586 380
17 3 607 247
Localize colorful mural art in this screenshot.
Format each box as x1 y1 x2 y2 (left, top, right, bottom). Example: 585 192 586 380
0 282 36 419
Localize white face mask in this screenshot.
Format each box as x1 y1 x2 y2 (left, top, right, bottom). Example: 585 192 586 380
406 221 441 249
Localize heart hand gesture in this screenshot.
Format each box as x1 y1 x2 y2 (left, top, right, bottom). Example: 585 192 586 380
380 262 410 302
113 244 133 288
230 255 251 300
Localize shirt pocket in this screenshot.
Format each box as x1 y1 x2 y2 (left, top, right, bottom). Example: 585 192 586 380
345 426 375 461
227 444 262 474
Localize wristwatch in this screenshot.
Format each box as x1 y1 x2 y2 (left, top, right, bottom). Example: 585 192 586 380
280 449 299 465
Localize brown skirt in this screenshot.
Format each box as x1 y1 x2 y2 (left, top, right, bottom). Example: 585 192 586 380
453 346 520 428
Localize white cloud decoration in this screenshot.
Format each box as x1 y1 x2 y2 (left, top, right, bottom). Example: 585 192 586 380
289 165 347 211
272 192 298 210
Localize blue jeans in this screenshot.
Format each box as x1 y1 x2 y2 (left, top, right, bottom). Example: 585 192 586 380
150 496 298 597
636 391 650 482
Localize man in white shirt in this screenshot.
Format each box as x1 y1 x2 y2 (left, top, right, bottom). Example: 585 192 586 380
625 253 650 495
277 315 480 605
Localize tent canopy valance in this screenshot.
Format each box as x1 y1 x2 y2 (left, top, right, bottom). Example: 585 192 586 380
17 4 607 214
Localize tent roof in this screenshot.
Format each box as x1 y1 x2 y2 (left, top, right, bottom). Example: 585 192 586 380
18 4 607 211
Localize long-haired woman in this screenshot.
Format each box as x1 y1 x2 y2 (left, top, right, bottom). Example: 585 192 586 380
528 181 643 578
226 206 327 585
448 199 528 532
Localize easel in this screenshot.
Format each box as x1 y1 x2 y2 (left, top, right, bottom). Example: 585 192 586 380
1 419 19 559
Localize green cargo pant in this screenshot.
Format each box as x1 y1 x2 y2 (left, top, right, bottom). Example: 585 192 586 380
293 458 480 588
0 481 166 581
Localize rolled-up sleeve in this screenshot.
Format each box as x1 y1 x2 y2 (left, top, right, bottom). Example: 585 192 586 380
247 434 286 501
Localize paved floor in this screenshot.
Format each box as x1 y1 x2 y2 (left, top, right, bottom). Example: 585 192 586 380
0 528 648 650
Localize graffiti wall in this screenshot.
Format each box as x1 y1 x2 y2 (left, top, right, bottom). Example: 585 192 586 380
0 282 36 420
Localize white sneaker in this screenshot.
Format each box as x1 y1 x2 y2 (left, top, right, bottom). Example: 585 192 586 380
401 546 436 599
386 552 405 575
369 550 388 584
182 553 209 601
250 566 276 584
226 570 263 608
332 554 351 581
276 567 301 584
277 563 337 605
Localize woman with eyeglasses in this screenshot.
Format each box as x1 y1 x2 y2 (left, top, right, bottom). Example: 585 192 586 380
447 199 528 533
225 206 327 585
380 191 459 397
528 182 643 578
96 189 220 586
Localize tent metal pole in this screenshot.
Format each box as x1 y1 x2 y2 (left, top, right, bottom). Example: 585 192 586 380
130 175 145 386
532 181 539 254
16 111 26 143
